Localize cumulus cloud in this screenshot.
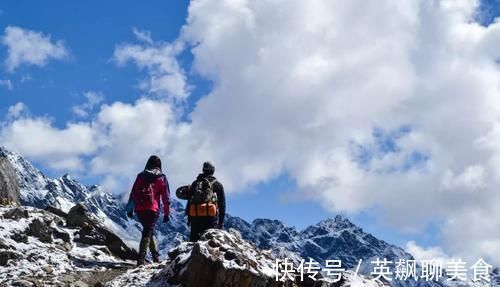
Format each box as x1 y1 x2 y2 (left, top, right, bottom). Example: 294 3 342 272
113 31 189 101
175 0 500 264
72 91 105 118
6 102 27 119
0 109 97 171
406 241 451 265
1 26 69 72
0 79 13 90
4 0 500 266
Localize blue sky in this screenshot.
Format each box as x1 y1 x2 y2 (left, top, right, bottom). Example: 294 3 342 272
1 0 500 261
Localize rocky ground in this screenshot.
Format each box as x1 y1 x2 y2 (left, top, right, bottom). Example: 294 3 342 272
107 229 388 287
0 205 388 287
0 206 136 287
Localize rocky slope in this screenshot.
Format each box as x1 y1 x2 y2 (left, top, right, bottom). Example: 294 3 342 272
0 206 136 286
107 229 389 287
0 147 187 258
1 147 495 287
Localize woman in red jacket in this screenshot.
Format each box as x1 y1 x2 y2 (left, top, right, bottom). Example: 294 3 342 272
127 155 170 266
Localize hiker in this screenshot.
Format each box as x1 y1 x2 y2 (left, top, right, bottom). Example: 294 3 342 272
126 155 170 266
178 161 225 242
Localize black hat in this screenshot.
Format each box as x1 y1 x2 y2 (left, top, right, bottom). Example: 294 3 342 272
202 161 215 175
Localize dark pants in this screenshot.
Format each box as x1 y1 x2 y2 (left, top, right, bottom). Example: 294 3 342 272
189 216 217 242
136 210 160 259
136 210 159 237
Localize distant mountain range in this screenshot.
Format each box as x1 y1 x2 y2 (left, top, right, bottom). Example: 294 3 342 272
2 146 492 287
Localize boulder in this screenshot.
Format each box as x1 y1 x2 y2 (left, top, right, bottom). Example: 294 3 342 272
0 250 20 266
27 218 53 243
3 207 29 220
66 203 138 261
11 232 28 243
52 226 71 243
0 150 20 206
74 226 107 246
66 203 94 228
45 205 69 219
0 238 16 250
151 229 292 287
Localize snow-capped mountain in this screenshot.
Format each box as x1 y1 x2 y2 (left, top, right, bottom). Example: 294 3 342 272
2 147 494 287
0 147 189 252
225 215 412 268
224 215 449 287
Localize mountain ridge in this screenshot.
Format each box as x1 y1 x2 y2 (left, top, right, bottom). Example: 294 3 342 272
0 146 477 287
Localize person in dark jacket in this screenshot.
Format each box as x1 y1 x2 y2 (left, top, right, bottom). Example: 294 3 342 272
186 161 225 242
126 155 170 266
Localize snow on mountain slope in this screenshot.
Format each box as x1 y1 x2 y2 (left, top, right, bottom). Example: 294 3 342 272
0 147 190 255
108 229 391 287
0 206 134 286
3 147 495 286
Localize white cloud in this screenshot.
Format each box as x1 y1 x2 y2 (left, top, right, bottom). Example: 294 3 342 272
3 0 500 266
6 102 26 118
1 26 69 72
0 79 13 90
406 241 451 265
72 91 105 118
132 28 153 45
113 31 188 101
176 0 500 264
0 104 97 171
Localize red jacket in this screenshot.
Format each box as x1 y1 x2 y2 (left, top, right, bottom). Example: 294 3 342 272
130 168 170 216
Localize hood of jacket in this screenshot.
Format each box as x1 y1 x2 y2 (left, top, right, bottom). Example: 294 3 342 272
141 168 164 183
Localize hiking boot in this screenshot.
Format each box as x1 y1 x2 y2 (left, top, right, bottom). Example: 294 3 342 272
150 235 160 263
137 235 150 266
152 254 160 263
136 258 145 266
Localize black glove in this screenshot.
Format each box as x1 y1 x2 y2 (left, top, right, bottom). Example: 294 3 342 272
127 211 133 219
163 215 170 223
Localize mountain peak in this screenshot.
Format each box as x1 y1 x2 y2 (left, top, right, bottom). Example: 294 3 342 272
318 214 357 230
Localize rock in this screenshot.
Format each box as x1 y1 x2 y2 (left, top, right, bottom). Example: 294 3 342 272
42 265 54 274
63 241 73 251
151 229 290 287
0 238 15 250
0 250 20 266
44 205 68 219
71 280 90 287
66 203 138 261
11 280 34 287
75 227 107 246
52 227 71 243
3 208 29 220
11 232 28 243
66 203 94 228
104 231 138 261
27 218 53 243
0 150 20 206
